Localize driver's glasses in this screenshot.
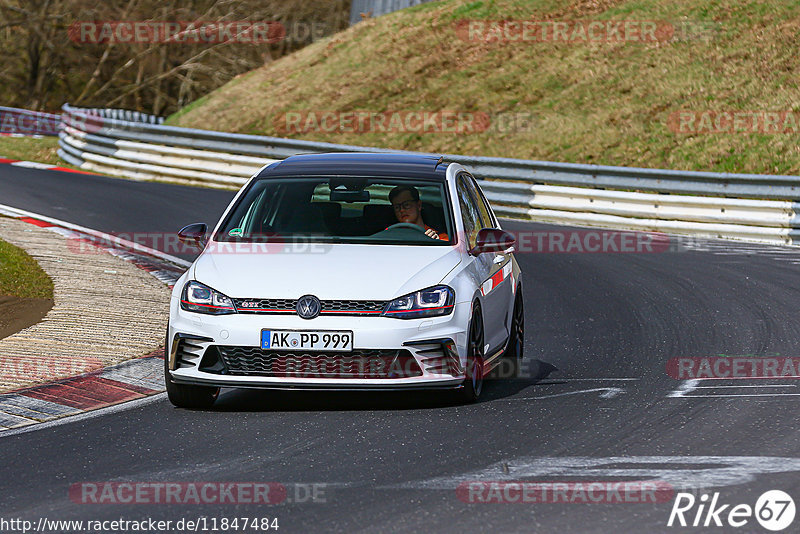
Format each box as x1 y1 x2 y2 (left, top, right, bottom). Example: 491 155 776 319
392 200 415 212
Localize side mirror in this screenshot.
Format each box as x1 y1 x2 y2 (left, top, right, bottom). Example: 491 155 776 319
178 223 208 250
469 228 516 256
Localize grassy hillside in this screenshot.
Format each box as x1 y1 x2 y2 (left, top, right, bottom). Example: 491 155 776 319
168 0 800 175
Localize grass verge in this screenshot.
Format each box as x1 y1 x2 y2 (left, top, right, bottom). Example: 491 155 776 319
0 136 63 166
0 236 54 299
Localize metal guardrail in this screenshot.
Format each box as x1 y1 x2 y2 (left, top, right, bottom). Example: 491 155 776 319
0 106 60 136
58 104 800 245
65 107 164 125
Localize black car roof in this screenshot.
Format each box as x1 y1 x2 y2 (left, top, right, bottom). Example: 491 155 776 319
255 152 448 181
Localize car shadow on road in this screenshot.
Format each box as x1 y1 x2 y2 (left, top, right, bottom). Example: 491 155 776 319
481 359 559 401
206 359 559 412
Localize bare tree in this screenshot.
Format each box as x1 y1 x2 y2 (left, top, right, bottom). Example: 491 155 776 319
0 0 351 114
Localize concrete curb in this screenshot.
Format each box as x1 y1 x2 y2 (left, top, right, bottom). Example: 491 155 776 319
0 210 186 430
0 349 164 430
0 155 99 176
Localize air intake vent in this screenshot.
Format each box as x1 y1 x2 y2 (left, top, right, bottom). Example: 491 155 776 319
215 347 422 378
176 339 205 368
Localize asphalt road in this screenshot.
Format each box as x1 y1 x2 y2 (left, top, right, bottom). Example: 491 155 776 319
1 166 800 533
0 164 235 239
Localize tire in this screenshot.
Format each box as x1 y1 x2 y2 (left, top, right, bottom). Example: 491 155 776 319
504 286 524 378
164 332 219 409
456 307 485 403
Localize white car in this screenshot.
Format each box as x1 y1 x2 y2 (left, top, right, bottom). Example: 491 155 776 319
166 153 523 408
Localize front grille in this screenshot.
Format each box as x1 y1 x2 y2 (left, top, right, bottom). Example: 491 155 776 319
321 300 385 313
214 346 422 378
233 298 296 314
233 298 386 316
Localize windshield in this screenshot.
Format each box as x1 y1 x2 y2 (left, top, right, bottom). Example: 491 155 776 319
213 177 454 245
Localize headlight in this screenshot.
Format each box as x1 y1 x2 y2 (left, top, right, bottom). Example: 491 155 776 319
382 285 455 319
180 281 236 315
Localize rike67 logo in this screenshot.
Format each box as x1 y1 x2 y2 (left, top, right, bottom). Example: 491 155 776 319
668 490 795 531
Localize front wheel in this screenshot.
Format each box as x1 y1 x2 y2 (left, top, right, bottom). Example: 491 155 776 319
164 333 219 409
456 307 485 403
504 287 524 377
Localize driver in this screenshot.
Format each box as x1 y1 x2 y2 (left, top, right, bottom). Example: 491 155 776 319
388 185 448 240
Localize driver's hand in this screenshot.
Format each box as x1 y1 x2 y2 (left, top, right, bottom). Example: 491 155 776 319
424 228 439 239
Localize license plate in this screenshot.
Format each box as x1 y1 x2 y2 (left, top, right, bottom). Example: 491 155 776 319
261 329 353 352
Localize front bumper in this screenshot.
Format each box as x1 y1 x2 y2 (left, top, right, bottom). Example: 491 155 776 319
167 297 471 390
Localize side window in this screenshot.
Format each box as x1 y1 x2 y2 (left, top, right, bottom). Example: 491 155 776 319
462 174 494 229
469 176 497 228
457 176 481 248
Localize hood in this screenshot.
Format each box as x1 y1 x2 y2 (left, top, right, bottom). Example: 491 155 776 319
191 243 461 300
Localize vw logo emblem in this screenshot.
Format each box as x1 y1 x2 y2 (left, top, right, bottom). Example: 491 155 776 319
296 295 321 319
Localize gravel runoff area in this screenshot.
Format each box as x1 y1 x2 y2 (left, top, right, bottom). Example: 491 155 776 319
0 216 170 392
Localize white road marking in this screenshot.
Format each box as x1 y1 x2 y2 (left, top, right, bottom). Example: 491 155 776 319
668 379 699 398
397 456 800 491
694 384 797 389
687 375 800 380
677 393 800 398
536 378 639 382
497 387 626 401
10 161 54 169
669 378 800 398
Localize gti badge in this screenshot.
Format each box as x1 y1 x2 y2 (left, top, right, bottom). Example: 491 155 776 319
296 295 321 319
